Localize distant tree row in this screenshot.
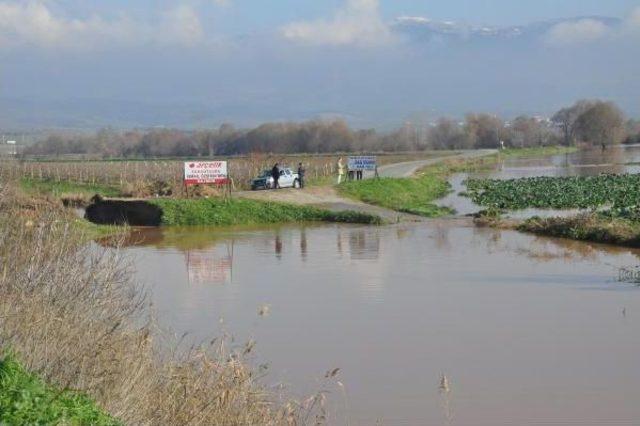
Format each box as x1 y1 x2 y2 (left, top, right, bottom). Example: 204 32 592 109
24 100 638 158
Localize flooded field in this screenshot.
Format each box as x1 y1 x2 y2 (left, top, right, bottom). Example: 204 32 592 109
117 145 640 425
439 144 640 217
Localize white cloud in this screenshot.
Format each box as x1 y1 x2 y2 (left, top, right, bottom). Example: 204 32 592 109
625 7 640 32
0 1 204 51
161 5 204 46
544 19 609 46
281 0 392 46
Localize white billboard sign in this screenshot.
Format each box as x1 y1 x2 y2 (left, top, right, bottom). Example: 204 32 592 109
348 156 377 171
184 161 228 186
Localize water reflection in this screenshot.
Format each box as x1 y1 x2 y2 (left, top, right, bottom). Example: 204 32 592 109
122 222 640 425
348 229 380 261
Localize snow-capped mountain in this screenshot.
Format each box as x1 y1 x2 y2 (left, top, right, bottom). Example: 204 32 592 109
391 16 622 43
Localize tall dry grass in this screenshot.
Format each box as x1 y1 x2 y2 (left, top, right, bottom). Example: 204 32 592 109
0 184 331 425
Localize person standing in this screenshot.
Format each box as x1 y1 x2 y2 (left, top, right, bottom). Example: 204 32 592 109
271 163 280 189
297 162 306 189
337 157 345 184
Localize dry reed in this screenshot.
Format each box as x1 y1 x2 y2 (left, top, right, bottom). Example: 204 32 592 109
0 183 332 425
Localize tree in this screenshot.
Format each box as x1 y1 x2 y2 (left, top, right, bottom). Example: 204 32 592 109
551 100 594 146
428 118 470 149
464 113 504 149
573 101 625 149
509 116 555 148
624 119 640 144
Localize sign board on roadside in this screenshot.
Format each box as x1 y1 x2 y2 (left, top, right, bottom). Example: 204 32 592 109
348 156 377 171
184 161 228 186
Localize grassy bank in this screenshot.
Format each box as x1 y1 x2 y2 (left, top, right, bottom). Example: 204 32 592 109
0 355 118 425
339 176 453 217
518 214 640 247
151 197 382 226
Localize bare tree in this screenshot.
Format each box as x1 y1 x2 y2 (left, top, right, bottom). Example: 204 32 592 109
573 101 625 149
551 100 594 146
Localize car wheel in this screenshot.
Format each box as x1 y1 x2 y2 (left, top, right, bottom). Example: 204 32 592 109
293 179 300 189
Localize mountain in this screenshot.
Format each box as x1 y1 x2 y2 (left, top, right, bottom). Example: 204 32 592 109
391 15 622 43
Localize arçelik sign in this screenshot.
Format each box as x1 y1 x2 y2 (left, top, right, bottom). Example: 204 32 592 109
184 161 229 186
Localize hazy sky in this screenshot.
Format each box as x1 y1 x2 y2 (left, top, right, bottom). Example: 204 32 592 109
1 0 639 129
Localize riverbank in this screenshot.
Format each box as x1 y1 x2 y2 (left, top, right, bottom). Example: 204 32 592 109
85 197 382 226
518 214 640 248
150 197 383 226
0 183 326 424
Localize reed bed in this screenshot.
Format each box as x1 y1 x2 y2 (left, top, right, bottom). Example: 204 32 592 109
0 183 332 424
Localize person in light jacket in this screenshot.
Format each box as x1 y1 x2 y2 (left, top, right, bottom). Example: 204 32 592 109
337 157 345 184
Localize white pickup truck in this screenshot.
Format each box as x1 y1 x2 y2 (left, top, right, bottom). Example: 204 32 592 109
251 167 300 190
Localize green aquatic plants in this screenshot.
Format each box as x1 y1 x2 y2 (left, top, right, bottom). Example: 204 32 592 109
464 173 640 211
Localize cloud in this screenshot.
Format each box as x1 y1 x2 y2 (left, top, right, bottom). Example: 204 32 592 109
625 7 640 32
160 5 204 46
281 0 392 46
0 1 204 51
544 19 610 46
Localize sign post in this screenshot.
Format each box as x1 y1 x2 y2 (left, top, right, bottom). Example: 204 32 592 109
183 161 230 199
347 156 377 180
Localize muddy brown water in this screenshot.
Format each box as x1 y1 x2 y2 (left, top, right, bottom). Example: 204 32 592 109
117 146 640 425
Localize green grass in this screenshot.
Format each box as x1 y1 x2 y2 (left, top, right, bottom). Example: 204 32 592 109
499 146 576 158
150 198 382 226
20 177 121 198
339 176 453 217
0 355 120 425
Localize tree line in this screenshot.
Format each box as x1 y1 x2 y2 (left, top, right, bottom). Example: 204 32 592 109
24 100 639 158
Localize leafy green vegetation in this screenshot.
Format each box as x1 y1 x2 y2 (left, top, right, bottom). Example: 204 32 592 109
20 177 121 198
0 355 119 425
150 198 382 226
338 176 453 217
465 174 640 210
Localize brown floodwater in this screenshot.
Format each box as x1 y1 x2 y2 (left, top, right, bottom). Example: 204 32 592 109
115 146 640 425
123 222 640 425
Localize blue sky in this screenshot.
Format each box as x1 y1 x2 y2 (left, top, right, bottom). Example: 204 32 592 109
0 0 639 129
53 0 639 32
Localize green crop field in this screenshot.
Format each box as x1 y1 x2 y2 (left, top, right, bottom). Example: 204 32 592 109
464 174 640 211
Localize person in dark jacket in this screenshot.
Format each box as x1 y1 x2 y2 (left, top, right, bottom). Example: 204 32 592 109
297 162 306 189
271 163 280 189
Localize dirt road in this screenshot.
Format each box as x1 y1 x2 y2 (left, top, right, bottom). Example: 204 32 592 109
236 150 497 222
377 149 496 178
